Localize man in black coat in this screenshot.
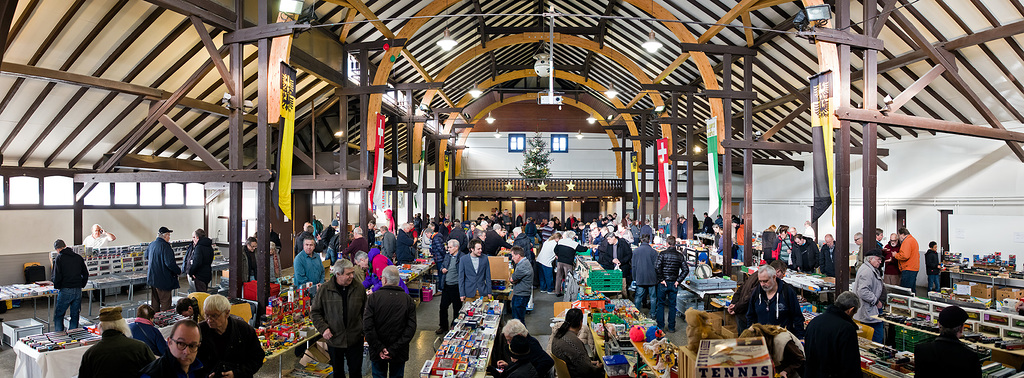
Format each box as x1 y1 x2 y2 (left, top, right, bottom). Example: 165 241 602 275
51 239 88 331
448 221 469 254
396 223 416 264
363 266 417 377
914 306 982 378
483 224 513 256
818 234 836 277
196 295 265 378
79 306 155 378
183 229 215 293
702 212 715 234
804 291 862 378
794 234 819 273
596 233 632 286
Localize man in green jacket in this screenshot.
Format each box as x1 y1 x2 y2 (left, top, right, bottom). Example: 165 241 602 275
311 259 368 378
79 306 155 378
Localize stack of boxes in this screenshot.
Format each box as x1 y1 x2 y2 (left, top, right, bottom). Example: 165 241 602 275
18 328 101 352
422 299 502 378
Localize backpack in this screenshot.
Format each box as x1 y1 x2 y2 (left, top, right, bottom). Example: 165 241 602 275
24 262 45 283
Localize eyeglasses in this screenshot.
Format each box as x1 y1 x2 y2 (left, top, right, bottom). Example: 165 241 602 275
170 338 201 351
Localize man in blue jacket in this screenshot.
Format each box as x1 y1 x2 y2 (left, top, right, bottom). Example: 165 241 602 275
147 227 180 312
458 238 492 301
745 264 804 338
294 236 325 298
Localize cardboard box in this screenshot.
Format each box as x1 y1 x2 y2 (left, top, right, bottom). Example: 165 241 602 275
996 288 1022 302
972 284 994 299
488 256 510 280
955 281 973 296
695 337 773 378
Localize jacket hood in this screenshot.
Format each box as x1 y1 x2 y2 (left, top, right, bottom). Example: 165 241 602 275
197 236 213 247
59 247 76 255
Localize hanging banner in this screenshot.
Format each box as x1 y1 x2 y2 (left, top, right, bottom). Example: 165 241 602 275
656 138 670 209
706 117 721 216
414 136 426 208
443 153 451 209
629 151 641 206
370 113 386 213
267 13 294 121
275 63 297 221
809 71 836 223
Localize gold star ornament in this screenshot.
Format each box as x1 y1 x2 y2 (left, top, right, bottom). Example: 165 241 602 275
505 182 514 191
566 182 576 191
537 182 548 191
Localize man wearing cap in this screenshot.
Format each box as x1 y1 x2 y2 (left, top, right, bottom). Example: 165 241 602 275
141 319 204 378
147 227 180 312
79 306 155 378
915 306 982 377
854 250 886 343
803 291 862 378
51 239 87 331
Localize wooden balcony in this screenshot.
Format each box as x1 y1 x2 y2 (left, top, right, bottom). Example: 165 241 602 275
453 178 625 199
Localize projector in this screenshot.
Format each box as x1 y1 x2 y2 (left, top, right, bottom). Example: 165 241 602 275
538 92 563 105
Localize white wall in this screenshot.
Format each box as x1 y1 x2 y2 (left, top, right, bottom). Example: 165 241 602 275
950 214 1024 271
0 208 202 255
461 133 618 179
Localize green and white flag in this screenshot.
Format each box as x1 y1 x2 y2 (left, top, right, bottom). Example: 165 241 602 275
706 117 721 216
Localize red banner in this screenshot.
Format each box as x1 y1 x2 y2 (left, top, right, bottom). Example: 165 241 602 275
656 138 670 209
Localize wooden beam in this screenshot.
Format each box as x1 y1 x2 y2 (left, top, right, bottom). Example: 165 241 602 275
836 107 1024 143
887 64 944 114
483 26 601 34
75 169 273 183
762 101 809 141
290 176 371 190
190 15 235 94
115 154 211 171
0 0 17 62
158 115 227 170
222 21 306 44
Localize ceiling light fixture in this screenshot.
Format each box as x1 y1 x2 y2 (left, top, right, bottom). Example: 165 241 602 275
641 30 663 53
586 116 596 124
494 129 501 138
334 130 343 137
605 83 619 98
485 113 495 124
437 28 457 51
694 146 703 153
576 131 584 140
468 88 483 98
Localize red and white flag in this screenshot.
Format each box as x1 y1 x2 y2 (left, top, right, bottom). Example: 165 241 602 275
656 138 670 209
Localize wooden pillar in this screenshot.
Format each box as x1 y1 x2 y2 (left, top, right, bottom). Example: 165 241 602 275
834 0 853 294
862 0 879 252
358 48 370 230
73 182 83 244
639 118 646 224
721 53 733 277
685 123 694 238
669 93 679 230
337 89 349 248
253 0 271 319
742 55 755 266
561 200 565 226
227 0 246 300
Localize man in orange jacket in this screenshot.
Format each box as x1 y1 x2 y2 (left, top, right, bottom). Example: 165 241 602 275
895 227 920 295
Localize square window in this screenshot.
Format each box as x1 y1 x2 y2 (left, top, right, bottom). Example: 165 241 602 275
186 183 205 206
165 183 185 205
551 134 568 153
43 176 74 206
9 176 39 205
85 182 111 206
140 182 162 206
509 133 526 152
114 182 137 205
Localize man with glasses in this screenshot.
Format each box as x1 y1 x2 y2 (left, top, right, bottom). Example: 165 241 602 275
79 306 155 377
141 319 204 378
196 295 264 378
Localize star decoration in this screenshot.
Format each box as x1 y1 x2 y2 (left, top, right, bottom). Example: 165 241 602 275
566 182 576 191
537 182 548 191
505 182 514 191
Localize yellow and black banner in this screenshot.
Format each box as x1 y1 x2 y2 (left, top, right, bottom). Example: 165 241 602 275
443 153 451 208
275 62 297 221
630 151 641 205
809 70 835 223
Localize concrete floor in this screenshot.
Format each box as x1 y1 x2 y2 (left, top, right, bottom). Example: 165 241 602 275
0 283 691 378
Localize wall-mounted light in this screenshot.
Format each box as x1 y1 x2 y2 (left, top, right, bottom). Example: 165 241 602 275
437 28 457 51
576 131 584 140
485 113 495 124
641 30 663 53
605 83 619 98
794 4 833 31
468 88 483 98
494 129 501 138
654 105 666 113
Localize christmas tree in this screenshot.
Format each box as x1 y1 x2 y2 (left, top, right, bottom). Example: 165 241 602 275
517 133 552 179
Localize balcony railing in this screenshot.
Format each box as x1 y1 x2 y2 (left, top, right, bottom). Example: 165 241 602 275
453 178 625 198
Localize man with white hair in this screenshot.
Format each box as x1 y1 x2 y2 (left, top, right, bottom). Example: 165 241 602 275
353 251 370 285
311 259 368 378
489 319 554 377
396 222 416 264
745 264 805 338
344 226 369 263
437 239 463 334
364 265 417 378
854 250 886 344
79 306 155 377
380 225 397 260
196 294 264 377
83 223 116 248
483 223 513 256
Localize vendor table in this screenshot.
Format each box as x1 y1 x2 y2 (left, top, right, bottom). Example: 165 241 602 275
13 325 173 378
1 286 96 332
872 315 1024 366
426 299 503 378
949 271 1024 290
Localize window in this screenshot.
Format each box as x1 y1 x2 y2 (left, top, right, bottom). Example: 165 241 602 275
347 52 360 83
84 182 111 206
508 133 526 152
43 176 74 206
9 176 39 205
140 183 162 206
0 176 4 206
186 183 204 206
165 183 184 205
551 134 569 153
114 182 137 205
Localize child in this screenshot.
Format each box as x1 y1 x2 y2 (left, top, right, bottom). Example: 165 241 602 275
925 241 941 292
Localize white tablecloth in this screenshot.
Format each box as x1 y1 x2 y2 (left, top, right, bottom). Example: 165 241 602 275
13 326 173 378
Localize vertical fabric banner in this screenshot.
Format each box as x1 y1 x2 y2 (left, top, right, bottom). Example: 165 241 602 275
629 151 641 206
810 71 836 223
706 117 721 216
370 113 386 213
656 138 670 209
443 153 450 208
275 63 297 221
413 137 425 208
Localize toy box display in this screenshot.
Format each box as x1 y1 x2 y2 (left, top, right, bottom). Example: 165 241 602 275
257 284 318 356
151 310 188 327
423 298 503 377
695 337 773 378
18 328 101 352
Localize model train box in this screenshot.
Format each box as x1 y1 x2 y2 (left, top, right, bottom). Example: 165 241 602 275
696 337 773 378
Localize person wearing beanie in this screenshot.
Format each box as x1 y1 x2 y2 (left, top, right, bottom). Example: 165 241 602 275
51 239 88 331
914 306 982 377
79 306 155 378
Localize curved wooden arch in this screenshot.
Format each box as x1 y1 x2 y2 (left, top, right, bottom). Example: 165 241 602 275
364 0 724 151
452 93 623 177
